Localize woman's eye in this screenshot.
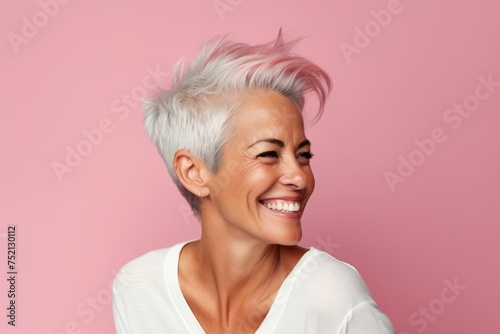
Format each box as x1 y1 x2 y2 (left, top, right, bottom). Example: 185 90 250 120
297 152 314 164
257 151 278 158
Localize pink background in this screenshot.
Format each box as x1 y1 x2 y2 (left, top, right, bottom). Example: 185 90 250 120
1 0 499 333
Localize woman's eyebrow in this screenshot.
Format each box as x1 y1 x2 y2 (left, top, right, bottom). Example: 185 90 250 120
247 138 311 149
248 138 284 148
297 139 311 150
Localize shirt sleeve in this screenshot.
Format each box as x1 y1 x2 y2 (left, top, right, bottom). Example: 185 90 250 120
337 301 395 334
112 274 131 334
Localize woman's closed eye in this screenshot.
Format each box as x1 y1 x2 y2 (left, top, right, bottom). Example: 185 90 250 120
297 151 314 165
257 151 314 164
257 151 279 159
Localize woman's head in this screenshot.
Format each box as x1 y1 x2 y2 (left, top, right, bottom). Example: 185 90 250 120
143 30 332 215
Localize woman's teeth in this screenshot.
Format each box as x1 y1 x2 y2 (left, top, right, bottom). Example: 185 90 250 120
261 201 300 212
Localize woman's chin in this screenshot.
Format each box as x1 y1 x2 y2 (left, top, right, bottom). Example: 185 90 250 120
266 227 303 246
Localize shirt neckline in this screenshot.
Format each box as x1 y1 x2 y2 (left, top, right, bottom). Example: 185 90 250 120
164 240 317 334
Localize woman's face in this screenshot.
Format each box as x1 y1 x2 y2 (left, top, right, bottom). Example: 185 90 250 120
206 90 315 246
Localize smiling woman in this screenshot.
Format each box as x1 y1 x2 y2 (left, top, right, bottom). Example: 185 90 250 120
112 30 395 334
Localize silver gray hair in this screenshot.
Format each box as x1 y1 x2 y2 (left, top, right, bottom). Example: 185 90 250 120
142 30 332 215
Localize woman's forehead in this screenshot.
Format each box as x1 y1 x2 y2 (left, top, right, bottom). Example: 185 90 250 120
233 91 303 126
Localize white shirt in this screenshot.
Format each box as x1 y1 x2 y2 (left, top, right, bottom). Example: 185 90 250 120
113 241 395 333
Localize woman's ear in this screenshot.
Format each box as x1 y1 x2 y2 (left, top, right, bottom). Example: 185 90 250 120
173 150 211 197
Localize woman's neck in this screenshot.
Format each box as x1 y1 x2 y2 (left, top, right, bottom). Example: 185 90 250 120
178 215 308 332
188 232 284 303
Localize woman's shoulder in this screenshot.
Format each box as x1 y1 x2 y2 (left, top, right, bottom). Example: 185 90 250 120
290 247 374 305
113 241 189 292
276 247 395 333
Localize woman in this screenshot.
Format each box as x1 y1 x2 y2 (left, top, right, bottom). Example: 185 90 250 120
113 31 395 334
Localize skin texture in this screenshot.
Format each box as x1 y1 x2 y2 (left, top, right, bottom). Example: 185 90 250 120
173 90 315 333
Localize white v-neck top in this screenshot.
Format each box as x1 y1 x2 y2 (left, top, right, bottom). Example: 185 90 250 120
113 241 394 333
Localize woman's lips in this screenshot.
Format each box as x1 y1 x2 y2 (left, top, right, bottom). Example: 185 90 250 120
259 201 302 219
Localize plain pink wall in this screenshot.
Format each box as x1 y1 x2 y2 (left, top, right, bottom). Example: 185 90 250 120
1 0 498 333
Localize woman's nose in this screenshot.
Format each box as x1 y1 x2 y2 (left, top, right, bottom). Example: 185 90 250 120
279 159 308 190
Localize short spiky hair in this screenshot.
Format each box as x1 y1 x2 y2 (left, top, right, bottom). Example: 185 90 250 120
143 30 332 215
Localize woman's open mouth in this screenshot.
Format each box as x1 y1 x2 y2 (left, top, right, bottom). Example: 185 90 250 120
259 199 302 218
